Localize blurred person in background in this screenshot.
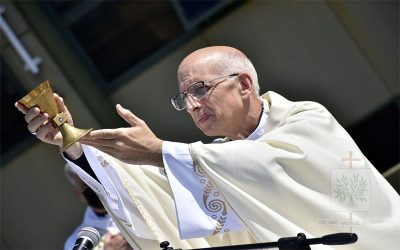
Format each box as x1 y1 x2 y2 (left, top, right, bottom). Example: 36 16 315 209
64 163 132 250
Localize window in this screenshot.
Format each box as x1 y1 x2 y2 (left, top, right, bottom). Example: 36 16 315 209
44 0 238 88
173 0 226 29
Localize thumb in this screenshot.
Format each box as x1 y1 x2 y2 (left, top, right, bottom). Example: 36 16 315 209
116 104 142 126
54 93 73 124
54 93 66 112
104 232 112 242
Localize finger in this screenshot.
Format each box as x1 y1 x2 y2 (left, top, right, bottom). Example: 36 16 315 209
54 93 66 113
81 143 116 157
81 129 120 140
54 93 73 121
78 138 98 146
79 138 100 146
24 107 41 123
116 104 142 127
27 113 49 133
79 137 116 149
15 102 29 114
36 123 63 147
35 122 56 140
80 138 123 149
108 227 119 236
105 232 112 241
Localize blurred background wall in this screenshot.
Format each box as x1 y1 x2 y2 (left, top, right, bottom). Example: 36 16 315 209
1 0 398 249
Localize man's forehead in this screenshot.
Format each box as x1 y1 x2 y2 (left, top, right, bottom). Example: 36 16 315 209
178 67 206 82
178 56 221 78
177 50 228 91
177 72 204 91
178 63 208 86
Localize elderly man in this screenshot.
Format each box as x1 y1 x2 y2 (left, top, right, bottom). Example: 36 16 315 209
16 46 399 250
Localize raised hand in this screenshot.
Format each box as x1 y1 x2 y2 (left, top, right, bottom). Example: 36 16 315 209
103 232 133 250
80 104 163 167
15 93 83 159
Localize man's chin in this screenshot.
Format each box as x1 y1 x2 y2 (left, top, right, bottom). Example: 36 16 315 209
196 122 220 137
200 127 218 137
197 125 213 136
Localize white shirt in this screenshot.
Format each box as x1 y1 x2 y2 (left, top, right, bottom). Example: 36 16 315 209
64 207 119 250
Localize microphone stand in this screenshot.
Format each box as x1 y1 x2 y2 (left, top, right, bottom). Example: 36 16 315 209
160 232 358 250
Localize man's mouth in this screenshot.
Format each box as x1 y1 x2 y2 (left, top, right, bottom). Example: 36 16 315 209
197 114 211 123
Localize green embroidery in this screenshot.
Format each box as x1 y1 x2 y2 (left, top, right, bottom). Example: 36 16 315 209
334 173 368 207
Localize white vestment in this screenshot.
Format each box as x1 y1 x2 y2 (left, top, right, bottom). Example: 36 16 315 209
66 91 400 250
161 100 269 239
187 92 400 249
65 146 255 250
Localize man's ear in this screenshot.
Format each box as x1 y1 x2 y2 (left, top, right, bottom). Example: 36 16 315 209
238 72 253 97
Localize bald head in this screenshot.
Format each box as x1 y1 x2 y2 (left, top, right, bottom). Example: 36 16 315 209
175 46 263 139
178 46 259 95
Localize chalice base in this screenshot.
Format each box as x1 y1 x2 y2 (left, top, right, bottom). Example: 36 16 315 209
59 123 93 153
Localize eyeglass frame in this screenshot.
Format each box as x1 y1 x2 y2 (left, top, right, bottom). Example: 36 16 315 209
170 73 240 111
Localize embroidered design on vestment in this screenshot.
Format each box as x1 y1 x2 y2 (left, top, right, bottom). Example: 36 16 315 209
96 155 110 168
194 165 229 234
116 216 132 227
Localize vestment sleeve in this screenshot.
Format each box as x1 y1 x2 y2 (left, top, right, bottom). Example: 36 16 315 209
63 152 99 182
162 141 245 239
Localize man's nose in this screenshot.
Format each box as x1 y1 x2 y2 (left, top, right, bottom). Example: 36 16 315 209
186 95 201 112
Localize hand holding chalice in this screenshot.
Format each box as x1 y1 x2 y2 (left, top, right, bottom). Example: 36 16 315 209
16 80 92 152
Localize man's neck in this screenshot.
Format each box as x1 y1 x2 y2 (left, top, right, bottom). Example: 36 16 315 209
229 98 263 140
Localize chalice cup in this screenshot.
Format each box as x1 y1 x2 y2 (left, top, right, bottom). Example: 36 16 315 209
18 80 92 152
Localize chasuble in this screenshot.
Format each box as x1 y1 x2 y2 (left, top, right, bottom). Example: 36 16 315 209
65 91 399 250
187 92 400 249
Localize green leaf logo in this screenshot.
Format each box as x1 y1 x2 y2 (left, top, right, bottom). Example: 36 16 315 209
334 173 368 207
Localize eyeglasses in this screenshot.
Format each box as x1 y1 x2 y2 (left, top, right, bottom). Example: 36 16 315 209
171 73 239 111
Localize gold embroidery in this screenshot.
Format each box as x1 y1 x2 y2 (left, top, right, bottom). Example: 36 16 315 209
202 180 229 235
213 216 227 235
81 176 101 194
189 144 236 236
116 216 132 227
189 134 262 242
105 191 119 205
118 169 160 240
98 196 142 250
194 164 206 177
96 155 109 168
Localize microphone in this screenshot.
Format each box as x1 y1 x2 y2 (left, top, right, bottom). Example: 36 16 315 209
321 233 358 245
72 227 100 250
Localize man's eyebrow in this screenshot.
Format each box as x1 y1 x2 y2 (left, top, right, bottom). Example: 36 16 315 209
182 80 202 90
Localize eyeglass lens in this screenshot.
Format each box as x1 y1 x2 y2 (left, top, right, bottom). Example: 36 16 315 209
187 82 206 99
171 74 238 110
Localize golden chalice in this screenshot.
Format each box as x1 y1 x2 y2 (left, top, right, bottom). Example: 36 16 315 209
18 80 92 152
